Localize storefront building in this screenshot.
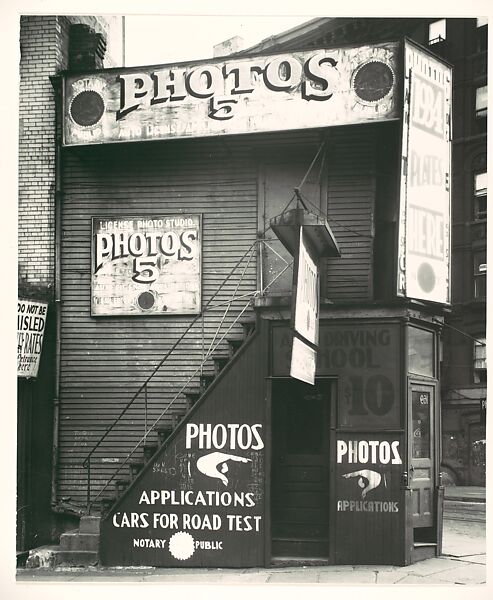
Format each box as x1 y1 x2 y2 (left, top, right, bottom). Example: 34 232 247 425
48 36 453 568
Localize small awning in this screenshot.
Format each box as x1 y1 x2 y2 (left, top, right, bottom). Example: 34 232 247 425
270 207 340 257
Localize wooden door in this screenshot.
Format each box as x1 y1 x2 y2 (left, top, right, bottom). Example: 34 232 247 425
271 378 331 558
409 383 435 528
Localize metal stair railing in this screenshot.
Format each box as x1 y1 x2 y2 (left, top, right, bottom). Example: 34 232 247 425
82 239 293 513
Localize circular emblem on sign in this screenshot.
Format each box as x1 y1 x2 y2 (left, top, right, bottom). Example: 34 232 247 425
137 291 156 310
352 60 394 103
417 262 436 293
169 531 195 561
69 89 105 127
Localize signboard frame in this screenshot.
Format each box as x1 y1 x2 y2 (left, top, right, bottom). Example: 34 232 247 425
91 214 202 317
63 42 401 146
17 298 48 378
396 39 452 305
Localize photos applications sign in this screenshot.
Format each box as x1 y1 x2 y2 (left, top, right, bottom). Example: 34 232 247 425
397 41 452 304
92 215 201 316
63 42 399 145
107 421 265 564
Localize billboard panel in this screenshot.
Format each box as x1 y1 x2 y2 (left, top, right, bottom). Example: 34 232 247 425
17 299 48 378
63 42 400 146
91 215 201 316
293 227 319 346
397 41 452 304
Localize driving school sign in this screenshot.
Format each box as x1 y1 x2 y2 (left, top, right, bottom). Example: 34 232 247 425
92 215 201 316
63 42 399 146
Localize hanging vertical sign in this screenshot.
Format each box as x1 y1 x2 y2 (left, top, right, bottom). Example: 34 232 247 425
17 299 48 378
91 215 201 316
397 40 452 304
290 227 320 385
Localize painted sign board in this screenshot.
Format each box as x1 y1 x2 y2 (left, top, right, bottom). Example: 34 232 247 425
397 40 452 304
335 432 404 564
91 215 201 316
17 299 48 378
63 42 400 146
273 322 401 429
290 335 317 385
293 227 319 346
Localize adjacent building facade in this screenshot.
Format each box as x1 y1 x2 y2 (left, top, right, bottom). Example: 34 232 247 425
17 14 124 555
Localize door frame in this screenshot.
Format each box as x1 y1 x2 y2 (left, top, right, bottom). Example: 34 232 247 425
266 375 337 564
407 379 438 530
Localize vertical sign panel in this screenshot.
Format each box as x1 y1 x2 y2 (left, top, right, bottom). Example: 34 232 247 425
293 227 320 345
290 227 319 385
92 215 201 316
397 41 452 304
17 299 48 378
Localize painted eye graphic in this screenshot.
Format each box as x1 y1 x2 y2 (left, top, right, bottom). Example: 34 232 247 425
353 61 394 103
70 90 105 127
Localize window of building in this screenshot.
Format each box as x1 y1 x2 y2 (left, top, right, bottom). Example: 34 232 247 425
474 171 487 219
474 251 487 299
476 18 488 52
408 326 434 377
473 336 487 383
476 85 487 118
429 19 446 45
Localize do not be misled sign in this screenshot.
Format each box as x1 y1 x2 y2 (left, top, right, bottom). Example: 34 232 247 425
17 299 48 378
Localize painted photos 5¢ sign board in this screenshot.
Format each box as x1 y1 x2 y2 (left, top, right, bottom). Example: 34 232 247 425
63 42 400 146
91 215 201 316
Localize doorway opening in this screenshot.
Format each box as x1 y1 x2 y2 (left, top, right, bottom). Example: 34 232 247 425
271 378 332 561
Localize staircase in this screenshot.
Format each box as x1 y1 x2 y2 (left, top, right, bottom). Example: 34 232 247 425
25 516 100 568
26 318 256 569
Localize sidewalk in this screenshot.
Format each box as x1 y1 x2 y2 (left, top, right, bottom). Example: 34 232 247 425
444 485 486 502
15 516 486 585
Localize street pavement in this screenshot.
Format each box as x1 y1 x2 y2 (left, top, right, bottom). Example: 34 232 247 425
13 487 488 591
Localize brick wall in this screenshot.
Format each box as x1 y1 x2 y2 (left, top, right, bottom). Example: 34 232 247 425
18 15 119 300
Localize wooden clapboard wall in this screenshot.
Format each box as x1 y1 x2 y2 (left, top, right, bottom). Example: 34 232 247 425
325 126 377 301
59 136 259 506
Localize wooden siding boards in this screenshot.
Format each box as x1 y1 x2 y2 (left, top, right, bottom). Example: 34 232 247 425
325 126 376 301
59 138 258 506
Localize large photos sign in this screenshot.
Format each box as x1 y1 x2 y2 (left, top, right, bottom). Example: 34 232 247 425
92 215 201 316
397 41 452 304
63 42 399 146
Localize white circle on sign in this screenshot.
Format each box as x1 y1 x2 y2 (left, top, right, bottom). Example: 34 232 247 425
169 531 195 561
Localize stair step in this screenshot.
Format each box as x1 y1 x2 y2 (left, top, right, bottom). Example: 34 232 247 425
79 515 101 534
100 496 117 517
60 532 99 552
212 354 229 375
143 443 158 462
241 319 256 338
227 337 244 357
53 550 98 568
184 390 201 407
200 373 215 391
128 460 145 479
115 479 130 498
155 424 173 445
